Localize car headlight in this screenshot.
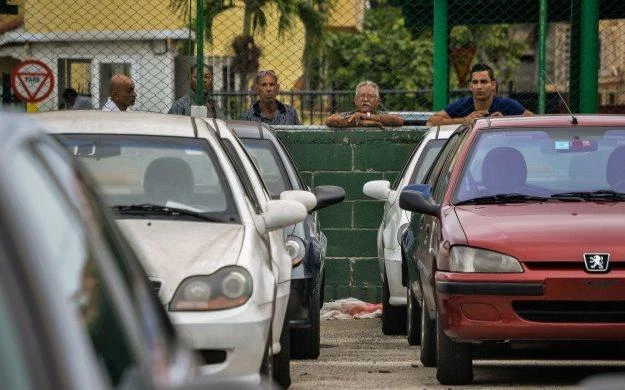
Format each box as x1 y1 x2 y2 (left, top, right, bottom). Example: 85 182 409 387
285 236 306 267
397 223 409 245
445 246 523 273
169 266 253 311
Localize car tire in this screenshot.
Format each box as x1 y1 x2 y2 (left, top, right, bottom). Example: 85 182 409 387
435 312 473 385
419 297 436 367
291 284 321 359
382 271 407 335
273 316 291 388
406 281 421 346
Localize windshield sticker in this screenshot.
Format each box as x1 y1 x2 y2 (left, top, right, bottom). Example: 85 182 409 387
555 141 570 150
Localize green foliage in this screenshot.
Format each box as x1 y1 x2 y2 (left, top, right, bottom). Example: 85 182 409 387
325 6 434 110
449 24 529 88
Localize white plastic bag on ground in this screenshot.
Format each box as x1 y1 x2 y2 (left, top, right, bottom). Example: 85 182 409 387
320 298 382 320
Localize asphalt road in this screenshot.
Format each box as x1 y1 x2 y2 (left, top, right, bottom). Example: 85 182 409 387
290 318 625 389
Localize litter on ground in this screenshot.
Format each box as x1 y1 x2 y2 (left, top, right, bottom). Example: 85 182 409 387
320 298 382 320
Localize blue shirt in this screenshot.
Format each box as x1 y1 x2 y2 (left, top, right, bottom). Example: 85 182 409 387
240 100 301 125
445 96 526 118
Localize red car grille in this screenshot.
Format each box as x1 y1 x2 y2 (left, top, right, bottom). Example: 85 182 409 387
524 262 625 271
513 301 625 323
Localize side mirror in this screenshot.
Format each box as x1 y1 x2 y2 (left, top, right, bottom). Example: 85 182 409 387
310 185 346 212
399 184 439 216
262 199 308 232
362 180 392 201
280 189 317 212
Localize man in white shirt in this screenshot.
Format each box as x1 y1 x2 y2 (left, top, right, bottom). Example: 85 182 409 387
102 75 136 111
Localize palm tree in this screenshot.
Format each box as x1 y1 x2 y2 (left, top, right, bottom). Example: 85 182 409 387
170 0 329 91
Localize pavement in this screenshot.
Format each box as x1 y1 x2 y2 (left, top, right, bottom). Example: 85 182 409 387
290 318 625 389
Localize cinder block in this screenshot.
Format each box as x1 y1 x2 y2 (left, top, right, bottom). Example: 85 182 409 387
314 172 384 201
324 258 352 285
354 143 415 171
353 200 385 229
324 229 378 258
288 143 352 171
352 258 382 284
318 202 351 229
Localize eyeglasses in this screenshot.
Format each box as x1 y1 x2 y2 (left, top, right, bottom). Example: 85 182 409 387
356 93 378 100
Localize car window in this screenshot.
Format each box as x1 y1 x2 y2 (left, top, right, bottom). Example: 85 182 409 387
421 131 466 203
221 138 263 213
6 144 144 389
276 135 306 189
240 138 291 198
56 134 240 223
408 139 447 185
453 127 625 202
392 137 425 190
35 141 179 381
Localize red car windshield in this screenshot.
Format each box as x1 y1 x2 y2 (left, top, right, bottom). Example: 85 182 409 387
453 127 625 203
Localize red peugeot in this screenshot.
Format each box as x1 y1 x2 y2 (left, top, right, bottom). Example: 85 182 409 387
399 115 625 385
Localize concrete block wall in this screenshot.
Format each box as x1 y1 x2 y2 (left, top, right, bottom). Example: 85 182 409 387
275 126 427 303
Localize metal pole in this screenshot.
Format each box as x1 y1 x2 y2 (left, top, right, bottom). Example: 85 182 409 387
568 0 581 113
579 0 599 113
537 0 547 114
432 0 448 111
196 0 205 105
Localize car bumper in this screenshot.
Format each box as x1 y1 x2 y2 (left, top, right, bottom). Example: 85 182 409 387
435 271 625 342
169 301 272 379
385 256 407 306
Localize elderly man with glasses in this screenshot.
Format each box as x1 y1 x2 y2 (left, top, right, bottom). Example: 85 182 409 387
240 70 301 125
325 81 404 128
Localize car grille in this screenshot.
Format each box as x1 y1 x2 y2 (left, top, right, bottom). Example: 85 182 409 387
151 280 162 295
513 301 625 323
523 261 625 271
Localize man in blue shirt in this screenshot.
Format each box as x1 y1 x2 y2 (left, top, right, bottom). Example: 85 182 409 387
427 63 533 126
240 70 301 125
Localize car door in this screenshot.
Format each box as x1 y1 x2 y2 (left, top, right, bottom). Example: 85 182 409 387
415 130 468 313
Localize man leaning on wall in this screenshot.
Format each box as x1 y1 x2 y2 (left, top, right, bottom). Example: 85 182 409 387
325 81 404 129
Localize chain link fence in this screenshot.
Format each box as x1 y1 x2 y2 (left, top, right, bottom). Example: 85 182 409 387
1 0 625 120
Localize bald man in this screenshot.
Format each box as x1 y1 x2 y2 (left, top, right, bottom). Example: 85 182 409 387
102 74 136 111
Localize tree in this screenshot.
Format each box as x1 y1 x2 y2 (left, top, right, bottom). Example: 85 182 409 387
170 0 328 91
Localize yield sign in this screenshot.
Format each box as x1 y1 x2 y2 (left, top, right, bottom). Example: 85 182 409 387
10 60 55 103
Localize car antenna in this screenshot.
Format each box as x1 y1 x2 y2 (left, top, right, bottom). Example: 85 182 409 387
543 70 578 125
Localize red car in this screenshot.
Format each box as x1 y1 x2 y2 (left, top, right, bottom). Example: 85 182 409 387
399 115 625 385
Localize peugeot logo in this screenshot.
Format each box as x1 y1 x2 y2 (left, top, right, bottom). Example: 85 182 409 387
583 253 610 273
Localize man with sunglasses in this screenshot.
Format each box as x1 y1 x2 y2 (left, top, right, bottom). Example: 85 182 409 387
427 63 533 126
325 81 404 128
241 70 301 125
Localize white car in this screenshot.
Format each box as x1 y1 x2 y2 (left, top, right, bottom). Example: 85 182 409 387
362 124 459 337
37 111 312 388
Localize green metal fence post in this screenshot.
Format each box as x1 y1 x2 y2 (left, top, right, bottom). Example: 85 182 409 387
196 0 205 105
579 0 599 113
432 0 448 111
537 0 547 114
568 0 581 113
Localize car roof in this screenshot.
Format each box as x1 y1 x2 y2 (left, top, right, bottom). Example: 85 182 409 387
33 111 199 137
226 119 273 140
473 114 625 129
427 124 462 139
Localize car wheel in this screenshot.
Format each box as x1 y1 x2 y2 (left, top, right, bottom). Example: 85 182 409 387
406 281 421 346
382 271 407 335
273 316 291 388
419 297 436 367
291 284 321 359
435 312 473 385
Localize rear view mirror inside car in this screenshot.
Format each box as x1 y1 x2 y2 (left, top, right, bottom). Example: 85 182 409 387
73 142 121 159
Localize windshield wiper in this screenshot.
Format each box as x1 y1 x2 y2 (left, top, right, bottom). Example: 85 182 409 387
455 193 551 206
550 190 625 201
111 204 222 222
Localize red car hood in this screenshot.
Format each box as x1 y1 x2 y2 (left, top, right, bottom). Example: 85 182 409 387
454 202 625 260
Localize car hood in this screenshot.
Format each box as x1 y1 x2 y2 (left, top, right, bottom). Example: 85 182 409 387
454 202 625 260
116 219 244 301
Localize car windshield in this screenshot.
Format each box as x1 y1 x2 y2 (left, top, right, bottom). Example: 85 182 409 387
57 134 240 223
239 138 290 199
453 126 625 204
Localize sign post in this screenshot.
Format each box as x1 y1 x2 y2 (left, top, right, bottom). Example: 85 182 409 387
10 60 55 110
